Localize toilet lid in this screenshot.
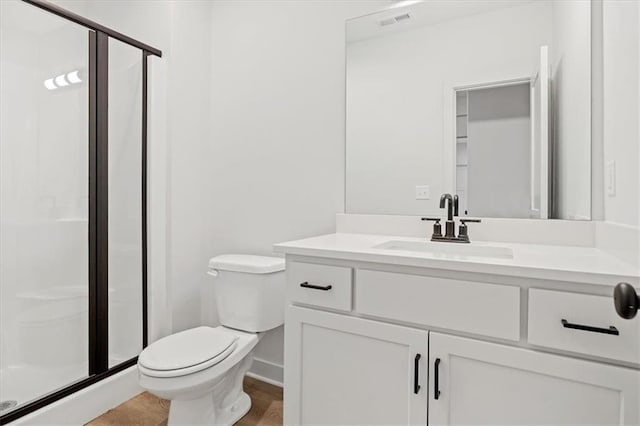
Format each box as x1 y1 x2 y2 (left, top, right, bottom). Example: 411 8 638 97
139 326 237 372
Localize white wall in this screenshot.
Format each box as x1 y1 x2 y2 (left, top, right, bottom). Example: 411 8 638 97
551 0 592 221
592 0 639 269
591 0 605 221
602 0 639 227
163 2 214 334
205 0 388 379
345 1 553 216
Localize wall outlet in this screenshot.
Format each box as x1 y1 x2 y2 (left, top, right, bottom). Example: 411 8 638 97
415 185 430 200
606 160 616 197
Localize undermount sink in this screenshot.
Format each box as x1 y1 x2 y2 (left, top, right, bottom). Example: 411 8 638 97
373 240 514 259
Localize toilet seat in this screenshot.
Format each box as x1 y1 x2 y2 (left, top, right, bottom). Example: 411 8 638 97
138 326 238 378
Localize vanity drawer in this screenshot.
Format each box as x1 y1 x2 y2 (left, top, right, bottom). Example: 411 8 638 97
288 262 352 311
355 269 520 341
528 289 639 363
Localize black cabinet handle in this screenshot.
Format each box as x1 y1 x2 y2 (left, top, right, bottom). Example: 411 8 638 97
413 354 421 394
434 358 441 400
614 282 639 320
561 319 619 335
299 282 332 291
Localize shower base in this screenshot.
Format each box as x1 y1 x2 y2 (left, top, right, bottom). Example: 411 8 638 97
0 364 140 425
0 355 133 417
0 364 86 415
0 400 17 413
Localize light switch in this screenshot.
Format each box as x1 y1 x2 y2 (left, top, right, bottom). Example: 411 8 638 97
606 161 616 197
415 185 430 200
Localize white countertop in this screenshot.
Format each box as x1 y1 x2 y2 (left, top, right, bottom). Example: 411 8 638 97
274 233 639 286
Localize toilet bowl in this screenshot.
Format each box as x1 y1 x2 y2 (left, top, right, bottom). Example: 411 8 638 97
137 254 285 425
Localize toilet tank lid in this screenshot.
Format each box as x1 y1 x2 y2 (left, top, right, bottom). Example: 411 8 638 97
208 254 285 274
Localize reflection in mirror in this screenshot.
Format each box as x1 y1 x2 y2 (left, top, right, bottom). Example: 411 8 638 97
455 82 536 218
346 0 592 220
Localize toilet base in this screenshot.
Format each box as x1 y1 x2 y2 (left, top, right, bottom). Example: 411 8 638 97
216 392 251 425
167 354 253 425
167 391 251 425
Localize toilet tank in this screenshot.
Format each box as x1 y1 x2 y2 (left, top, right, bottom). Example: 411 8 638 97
207 254 286 332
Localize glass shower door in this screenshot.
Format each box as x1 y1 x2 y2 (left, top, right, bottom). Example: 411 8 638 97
108 38 144 367
0 0 91 414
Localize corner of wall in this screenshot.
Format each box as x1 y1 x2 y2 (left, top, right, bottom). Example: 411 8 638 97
594 221 639 268
591 0 605 221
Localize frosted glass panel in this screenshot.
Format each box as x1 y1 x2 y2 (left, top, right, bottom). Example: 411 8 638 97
0 0 90 414
108 38 143 367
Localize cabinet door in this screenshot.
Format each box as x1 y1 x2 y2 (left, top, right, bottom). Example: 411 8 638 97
429 332 640 426
284 306 428 425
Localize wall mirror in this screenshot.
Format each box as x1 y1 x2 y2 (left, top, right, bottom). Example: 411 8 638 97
345 0 592 220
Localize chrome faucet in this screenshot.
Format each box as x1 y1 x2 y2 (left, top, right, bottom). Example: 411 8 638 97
421 193 481 243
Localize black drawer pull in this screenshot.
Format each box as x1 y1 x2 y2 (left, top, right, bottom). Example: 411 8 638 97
414 354 421 394
299 282 332 291
561 319 619 335
434 358 441 400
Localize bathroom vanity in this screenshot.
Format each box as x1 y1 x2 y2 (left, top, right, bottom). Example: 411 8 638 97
276 0 640 424
275 233 640 426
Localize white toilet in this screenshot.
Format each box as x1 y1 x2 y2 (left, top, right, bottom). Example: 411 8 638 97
137 254 286 425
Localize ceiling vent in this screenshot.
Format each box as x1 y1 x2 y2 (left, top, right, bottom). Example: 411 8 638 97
379 13 411 26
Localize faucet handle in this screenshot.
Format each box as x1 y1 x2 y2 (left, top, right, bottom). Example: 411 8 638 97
460 218 481 224
421 217 441 222
458 218 481 243
421 217 442 239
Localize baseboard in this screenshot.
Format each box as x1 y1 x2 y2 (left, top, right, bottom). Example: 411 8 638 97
13 366 142 425
248 357 283 388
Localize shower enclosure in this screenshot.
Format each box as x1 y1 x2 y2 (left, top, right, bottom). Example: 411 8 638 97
0 0 161 422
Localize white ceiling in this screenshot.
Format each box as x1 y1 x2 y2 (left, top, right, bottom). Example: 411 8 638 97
347 0 535 43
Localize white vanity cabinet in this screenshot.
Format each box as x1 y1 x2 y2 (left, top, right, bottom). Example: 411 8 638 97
284 306 428 426
281 257 640 426
428 332 640 426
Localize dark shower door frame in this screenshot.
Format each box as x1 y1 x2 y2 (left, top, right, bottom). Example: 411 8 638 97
0 1 161 424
